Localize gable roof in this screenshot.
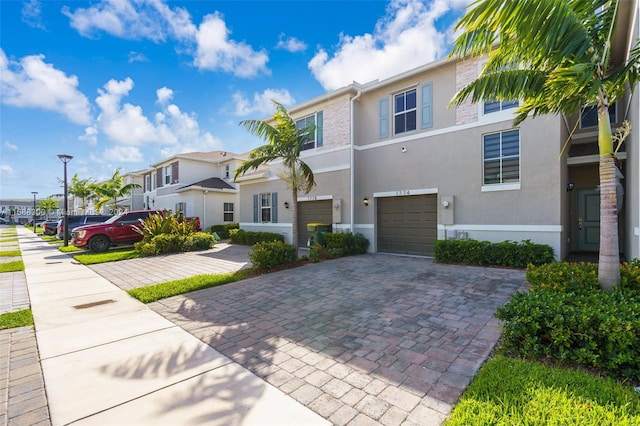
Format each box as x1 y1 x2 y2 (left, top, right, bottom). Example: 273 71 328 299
178 177 235 191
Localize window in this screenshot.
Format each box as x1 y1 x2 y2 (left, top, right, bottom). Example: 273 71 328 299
164 165 172 185
379 98 389 138
253 193 278 223
151 172 157 190
296 111 323 151
580 103 617 128
260 193 271 222
144 175 150 192
224 164 230 179
394 89 417 134
483 130 520 185
175 202 186 214
483 100 518 114
223 203 234 222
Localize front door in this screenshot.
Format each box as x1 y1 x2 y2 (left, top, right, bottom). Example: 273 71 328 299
577 189 600 252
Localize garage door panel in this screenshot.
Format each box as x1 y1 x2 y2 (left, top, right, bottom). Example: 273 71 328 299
297 200 332 247
377 195 437 256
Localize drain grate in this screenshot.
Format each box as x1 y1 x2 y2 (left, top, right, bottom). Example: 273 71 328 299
73 299 115 309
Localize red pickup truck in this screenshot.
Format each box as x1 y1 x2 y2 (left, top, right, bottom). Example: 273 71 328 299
71 210 200 252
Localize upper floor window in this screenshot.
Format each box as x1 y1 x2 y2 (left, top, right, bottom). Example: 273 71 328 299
394 89 417 134
224 164 230 179
483 129 520 185
164 165 172 185
144 175 151 192
151 172 157 190
483 100 518 114
296 111 323 151
580 103 617 129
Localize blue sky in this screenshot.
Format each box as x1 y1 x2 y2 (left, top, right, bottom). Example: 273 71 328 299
1 0 469 200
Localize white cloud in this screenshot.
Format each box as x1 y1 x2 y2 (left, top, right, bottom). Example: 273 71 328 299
92 77 222 157
79 125 98 146
232 89 295 116
62 0 197 42
0 49 92 125
309 0 468 90
102 145 144 163
4 141 18 151
0 164 15 177
156 87 173 104
128 51 148 63
194 12 269 78
21 0 46 30
276 34 307 53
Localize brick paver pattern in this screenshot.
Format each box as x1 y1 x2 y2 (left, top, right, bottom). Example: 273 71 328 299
149 254 527 425
0 228 51 426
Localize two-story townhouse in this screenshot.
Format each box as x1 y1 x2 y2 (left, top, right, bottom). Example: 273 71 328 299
238 4 639 261
142 151 246 230
236 87 360 246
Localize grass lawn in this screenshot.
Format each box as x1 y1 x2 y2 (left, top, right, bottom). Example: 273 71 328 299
0 309 34 330
0 260 25 272
0 238 18 242
0 250 21 257
73 249 141 265
446 356 640 425
127 270 251 303
58 245 82 253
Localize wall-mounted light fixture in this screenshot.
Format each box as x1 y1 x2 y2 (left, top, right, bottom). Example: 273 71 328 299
401 146 407 153
442 200 450 208
567 183 575 192
363 198 369 206
284 201 290 209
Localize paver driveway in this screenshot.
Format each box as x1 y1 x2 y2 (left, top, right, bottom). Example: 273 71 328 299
147 254 527 425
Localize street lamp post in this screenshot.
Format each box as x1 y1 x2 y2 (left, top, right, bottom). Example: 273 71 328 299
31 192 38 233
57 154 73 246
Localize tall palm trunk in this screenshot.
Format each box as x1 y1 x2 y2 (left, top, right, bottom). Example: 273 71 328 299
597 106 620 291
291 186 298 247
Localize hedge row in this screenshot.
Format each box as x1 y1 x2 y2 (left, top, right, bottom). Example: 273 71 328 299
434 239 554 268
497 260 640 381
229 229 284 245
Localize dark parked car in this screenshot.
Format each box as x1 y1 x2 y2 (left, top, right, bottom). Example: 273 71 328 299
42 220 59 236
56 215 112 240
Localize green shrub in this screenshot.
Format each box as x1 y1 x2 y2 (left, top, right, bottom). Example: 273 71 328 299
324 232 370 255
498 260 640 380
249 240 297 269
209 223 239 239
133 210 198 242
229 229 284 245
185 232 216 251
434 239 554 268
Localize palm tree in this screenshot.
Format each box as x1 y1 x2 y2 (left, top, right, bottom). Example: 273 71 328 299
235 100 316 247
449 0 640 291
93 168 141 213
68 174 95 214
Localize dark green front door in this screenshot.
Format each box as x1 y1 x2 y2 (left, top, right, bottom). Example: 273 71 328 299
577 189 600 252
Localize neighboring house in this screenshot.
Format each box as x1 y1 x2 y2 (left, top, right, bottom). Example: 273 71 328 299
116 169 146 212
142 151 246 231
237 3 639 262
0 199 39 224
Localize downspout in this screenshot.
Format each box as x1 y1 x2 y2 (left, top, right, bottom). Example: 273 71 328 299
350 89 362 234
203 189 208 230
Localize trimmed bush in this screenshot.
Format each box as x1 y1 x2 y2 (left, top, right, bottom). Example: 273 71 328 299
249 240 297 269
229 229 284 245
497 260 640 381
210 223 239 239
310 232 370 261
185 232 216 251
434 239 554 268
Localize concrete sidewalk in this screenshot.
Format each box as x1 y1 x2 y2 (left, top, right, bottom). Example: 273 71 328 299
14 227 328 425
